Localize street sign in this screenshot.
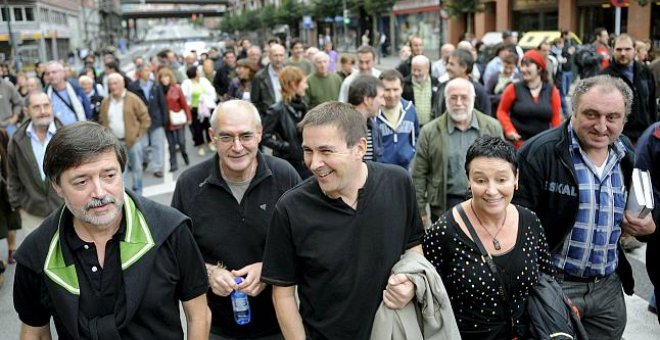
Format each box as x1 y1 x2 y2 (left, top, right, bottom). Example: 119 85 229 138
303 16 313 30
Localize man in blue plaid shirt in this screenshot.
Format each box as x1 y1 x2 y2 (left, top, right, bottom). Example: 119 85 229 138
514 75 656 339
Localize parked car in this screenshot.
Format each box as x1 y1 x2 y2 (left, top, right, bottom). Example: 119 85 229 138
518 31 582 50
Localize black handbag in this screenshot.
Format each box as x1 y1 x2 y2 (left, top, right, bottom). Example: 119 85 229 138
456 204 587 340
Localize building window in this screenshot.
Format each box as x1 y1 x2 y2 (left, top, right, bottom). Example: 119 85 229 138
40 8 48 22
25 7 34 21
50 11 66 25
14 7 23 21
1 7 8 22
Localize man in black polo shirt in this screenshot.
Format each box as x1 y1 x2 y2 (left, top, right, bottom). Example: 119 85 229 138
13 121 209 339
261 102 424 339
172 100 301 339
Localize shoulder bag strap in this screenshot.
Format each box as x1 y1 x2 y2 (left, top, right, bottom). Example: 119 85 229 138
52 88 77 118
456 204 516 334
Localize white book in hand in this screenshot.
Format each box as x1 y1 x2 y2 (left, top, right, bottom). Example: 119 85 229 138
626 168 653 218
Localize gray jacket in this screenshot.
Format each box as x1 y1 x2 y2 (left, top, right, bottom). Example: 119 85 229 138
0 78 22 122
370 251 461 340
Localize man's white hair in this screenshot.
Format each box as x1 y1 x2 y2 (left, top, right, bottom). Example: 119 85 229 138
411 55 430 67
444 77 475 97
211 100 262 131
312 51 330 63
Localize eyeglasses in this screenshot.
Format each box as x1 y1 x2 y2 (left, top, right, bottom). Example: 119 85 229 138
215 133 257 145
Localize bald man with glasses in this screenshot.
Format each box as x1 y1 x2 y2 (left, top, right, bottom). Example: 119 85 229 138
172 100 301 340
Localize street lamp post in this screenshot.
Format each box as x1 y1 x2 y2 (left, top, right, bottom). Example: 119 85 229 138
3 0 16 65
342 0 348 51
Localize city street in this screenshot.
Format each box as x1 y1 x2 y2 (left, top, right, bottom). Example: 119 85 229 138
0 56 658 338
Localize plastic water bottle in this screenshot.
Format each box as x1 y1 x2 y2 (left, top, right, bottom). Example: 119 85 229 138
231 277 251 325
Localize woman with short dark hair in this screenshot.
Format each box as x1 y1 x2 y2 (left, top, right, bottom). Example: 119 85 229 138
423 136 553 340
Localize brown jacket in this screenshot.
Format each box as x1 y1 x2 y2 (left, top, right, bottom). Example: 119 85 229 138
99 91 151 148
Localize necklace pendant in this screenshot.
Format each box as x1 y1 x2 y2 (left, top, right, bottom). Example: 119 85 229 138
492 239 502 251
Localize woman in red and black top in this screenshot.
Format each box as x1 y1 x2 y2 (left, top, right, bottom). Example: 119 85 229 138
496 49 562 149
158 67 192 172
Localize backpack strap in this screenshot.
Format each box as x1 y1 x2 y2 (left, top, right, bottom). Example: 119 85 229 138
456 204 516 335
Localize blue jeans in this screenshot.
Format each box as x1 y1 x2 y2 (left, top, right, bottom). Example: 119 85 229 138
141 127 166 172
124 140 143 196
560 71 573 98
166 127 187 169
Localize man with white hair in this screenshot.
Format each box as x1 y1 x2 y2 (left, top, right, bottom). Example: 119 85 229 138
402 55 440 125
172 100 300 340
178 51 199 77
45 61 92 125
412 78 503 228
432 43 455 81
98 73 151 196
7 92 64 251
247 46 264 69
305 46 320 61
304 52 343 109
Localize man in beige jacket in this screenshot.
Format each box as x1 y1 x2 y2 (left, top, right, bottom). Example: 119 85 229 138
99 73 151 195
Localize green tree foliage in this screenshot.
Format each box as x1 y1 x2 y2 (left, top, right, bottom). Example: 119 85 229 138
362 0 396 17
274 0 305 26
311 0 343 18
260 5 277 28
443 0 482 18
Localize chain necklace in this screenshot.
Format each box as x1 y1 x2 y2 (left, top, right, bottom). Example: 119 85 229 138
469 200 508 251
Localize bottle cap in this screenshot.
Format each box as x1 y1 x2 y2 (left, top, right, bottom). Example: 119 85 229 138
234 277 243 285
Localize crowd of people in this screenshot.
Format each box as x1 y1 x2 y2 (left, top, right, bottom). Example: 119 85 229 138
0 27 658 340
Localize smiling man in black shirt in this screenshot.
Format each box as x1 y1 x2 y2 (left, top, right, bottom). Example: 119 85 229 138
261 102 424 339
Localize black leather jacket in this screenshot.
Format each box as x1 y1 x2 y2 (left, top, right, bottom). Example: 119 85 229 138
263 100 305 163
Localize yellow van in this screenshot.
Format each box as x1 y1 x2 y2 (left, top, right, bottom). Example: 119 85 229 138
518 31 583 50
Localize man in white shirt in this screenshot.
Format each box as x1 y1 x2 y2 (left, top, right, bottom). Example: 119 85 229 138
7 92 63 248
